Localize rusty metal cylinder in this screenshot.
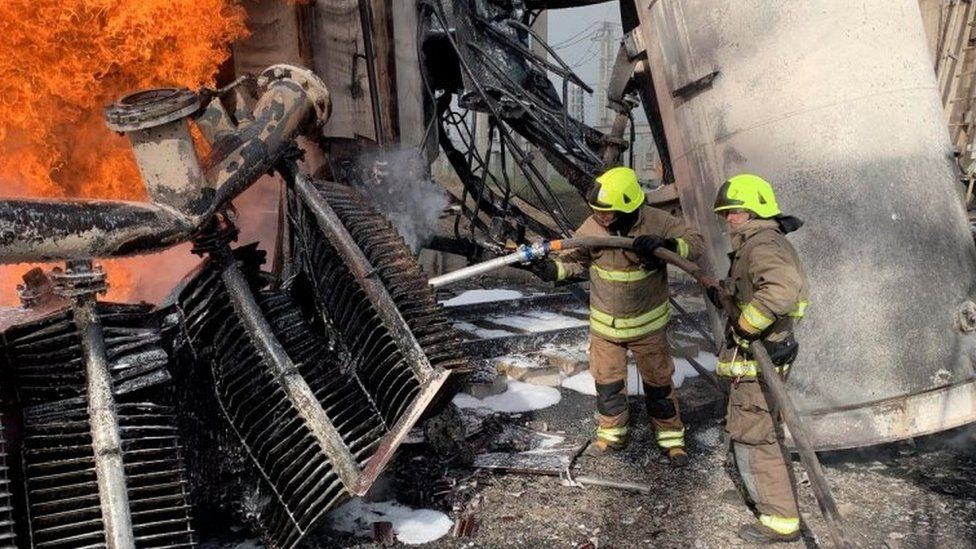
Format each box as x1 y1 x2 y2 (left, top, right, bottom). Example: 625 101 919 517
633 0 976 449
0 199 194 263
195 94 241 143
204 64 331 215
104 88 208 216
0 64 331 264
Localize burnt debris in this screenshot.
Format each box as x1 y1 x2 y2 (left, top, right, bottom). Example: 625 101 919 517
0 60 471 548
161 175 467 548
2 300 195 548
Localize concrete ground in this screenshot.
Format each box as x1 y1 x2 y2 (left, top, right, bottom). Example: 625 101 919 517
199 279 976 548
301 351 976 548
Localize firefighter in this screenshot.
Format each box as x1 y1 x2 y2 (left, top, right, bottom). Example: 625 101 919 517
524 166 703 467
711 174 809 544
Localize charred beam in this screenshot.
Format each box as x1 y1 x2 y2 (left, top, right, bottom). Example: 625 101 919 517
57 261 135 549
0 199 193 264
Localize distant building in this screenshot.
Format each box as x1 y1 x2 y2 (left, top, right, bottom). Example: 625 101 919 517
569 86 585 122
592 121 661 180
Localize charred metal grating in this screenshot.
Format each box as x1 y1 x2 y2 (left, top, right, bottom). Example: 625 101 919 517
2 304 196 548
287 176 467 494
172 176 470 546
289 179 469 427
119 400 195 548
0 410 16 548
174 250 387 548
262 292 387 465
20 402 102 548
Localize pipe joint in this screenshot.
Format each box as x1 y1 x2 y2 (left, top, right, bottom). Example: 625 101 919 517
104 88 207 216
258 64 332 130
517 240 552 263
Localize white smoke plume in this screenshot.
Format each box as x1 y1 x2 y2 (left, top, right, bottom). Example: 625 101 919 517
350 148 449 253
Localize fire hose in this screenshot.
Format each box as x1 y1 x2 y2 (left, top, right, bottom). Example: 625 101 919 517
430 237 852 548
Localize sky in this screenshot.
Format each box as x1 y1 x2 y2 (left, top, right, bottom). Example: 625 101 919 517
543 2 623 126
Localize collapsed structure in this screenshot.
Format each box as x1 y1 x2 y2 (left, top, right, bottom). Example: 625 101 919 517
0 0 974 547
0 64 467 548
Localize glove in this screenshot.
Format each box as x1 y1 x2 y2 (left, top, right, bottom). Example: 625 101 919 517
632 235 678 268
633 235 666 258
531 260 559 282
514 259 559 282
765 334 799 366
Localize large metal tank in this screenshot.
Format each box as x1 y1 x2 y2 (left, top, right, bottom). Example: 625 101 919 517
630 0 976 449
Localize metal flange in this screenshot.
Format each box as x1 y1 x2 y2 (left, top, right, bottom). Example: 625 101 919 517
104 88 201 132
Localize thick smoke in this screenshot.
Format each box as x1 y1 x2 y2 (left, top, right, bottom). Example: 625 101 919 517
350 148 449 253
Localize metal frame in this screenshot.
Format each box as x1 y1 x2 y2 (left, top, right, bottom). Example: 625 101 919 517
789 379 976 451
291 175 453 495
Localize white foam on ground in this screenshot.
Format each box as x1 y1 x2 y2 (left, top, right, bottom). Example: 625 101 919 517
492 354 546 370
694 425 723 448
452 321 513 339
561 353 719 395
538 341 588 361
328 499 453 545
534 432 566 450
487 311 586 331
441 289 523 307
562 365 642 396
453 379 561 413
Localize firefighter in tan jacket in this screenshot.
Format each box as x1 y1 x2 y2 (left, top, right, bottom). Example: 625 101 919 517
712 174 809 544
525 167 703 467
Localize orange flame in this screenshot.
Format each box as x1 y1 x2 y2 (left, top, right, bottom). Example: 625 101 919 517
0 0 250 305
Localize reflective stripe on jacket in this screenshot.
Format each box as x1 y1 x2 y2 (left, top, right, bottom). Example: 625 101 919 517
718 218 809 377
590 300 670 340
716 355 790 378
553 205 704 342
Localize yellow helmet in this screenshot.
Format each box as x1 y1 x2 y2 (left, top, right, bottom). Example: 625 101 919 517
713 174 782 218
588 167 645 214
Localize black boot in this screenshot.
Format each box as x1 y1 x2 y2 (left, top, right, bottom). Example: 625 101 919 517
665 447 689 467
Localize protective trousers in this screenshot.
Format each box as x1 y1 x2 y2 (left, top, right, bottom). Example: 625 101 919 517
588 329 684 449
726 380 799 527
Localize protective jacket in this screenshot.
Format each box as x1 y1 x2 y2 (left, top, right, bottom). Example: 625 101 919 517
718 218 810 377
554 205 703 342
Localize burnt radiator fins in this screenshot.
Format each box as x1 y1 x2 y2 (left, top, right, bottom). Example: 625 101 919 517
169 177 469 547
2 303 196 548
174 249 382 548
288 177 469 420
0 410 15 548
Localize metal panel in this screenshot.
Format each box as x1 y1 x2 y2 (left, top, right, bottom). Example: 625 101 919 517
175 261 367 548
3 303 196 548
633 0 976 448
172 179 467 546
289 178 468 493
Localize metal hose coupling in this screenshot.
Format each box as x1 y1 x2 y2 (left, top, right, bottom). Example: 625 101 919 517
517 240 553 263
